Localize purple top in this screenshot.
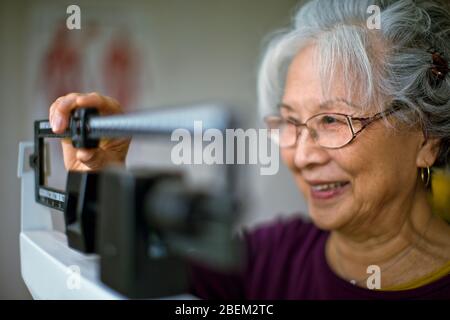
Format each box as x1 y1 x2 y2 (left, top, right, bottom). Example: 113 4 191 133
188 216 450 299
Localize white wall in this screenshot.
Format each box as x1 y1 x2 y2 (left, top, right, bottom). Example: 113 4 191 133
0 0 33 300
0 0 306 299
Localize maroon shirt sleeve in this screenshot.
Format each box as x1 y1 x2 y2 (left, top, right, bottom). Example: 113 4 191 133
186 230 250 299
187 259 245 299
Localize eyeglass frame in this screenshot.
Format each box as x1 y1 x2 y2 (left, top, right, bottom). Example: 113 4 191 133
264 101 403 149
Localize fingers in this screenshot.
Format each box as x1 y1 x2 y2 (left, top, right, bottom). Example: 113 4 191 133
75 93 122 116
75 148 106 168
50 93 79 134
61 138 106 170
49 92 122 134
51 92 128 171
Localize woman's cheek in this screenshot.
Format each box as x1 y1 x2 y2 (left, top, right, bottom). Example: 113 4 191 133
281 148 296 170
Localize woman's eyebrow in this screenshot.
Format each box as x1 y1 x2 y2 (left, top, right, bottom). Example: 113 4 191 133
278 103 294 111
318 99 348 110
279 101 333 112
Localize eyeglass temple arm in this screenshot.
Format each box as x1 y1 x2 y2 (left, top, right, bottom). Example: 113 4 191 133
349 106 401 135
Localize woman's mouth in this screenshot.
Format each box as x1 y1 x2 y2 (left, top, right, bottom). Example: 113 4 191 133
309 181 350 201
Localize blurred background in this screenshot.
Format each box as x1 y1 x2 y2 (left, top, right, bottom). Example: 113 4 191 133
0 0 307 299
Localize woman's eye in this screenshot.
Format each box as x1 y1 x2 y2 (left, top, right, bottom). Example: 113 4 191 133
318 115 347 127
322 115 338 124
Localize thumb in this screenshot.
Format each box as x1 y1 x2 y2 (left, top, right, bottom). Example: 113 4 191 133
76 148 106 169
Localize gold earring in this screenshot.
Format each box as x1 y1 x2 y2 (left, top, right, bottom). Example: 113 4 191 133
420 166 431 188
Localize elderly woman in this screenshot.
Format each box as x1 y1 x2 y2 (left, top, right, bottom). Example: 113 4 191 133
49 0 450 299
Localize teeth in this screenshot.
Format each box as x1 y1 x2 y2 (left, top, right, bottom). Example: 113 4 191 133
311 182 347 191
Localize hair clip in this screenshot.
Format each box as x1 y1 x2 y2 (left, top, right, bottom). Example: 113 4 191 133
427 48 449 81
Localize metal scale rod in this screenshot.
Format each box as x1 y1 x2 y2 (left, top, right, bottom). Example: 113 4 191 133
86 103 234 138
34 103 238 211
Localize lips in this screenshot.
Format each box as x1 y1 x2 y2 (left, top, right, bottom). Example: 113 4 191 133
310 181 347 191
306 180 350 200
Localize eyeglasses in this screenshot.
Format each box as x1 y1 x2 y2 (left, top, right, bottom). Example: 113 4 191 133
264 103 401 149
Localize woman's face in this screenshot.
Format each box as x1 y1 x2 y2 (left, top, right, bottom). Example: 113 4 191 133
281 44 426 233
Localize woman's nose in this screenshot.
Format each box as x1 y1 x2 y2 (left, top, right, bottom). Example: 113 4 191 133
293 129 330 169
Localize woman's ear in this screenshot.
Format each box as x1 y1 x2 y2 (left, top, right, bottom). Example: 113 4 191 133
416 136 441 167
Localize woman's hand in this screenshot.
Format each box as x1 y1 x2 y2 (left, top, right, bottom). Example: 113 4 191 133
49 92 131 171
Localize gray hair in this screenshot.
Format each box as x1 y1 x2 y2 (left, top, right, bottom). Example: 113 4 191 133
258 0 450 168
